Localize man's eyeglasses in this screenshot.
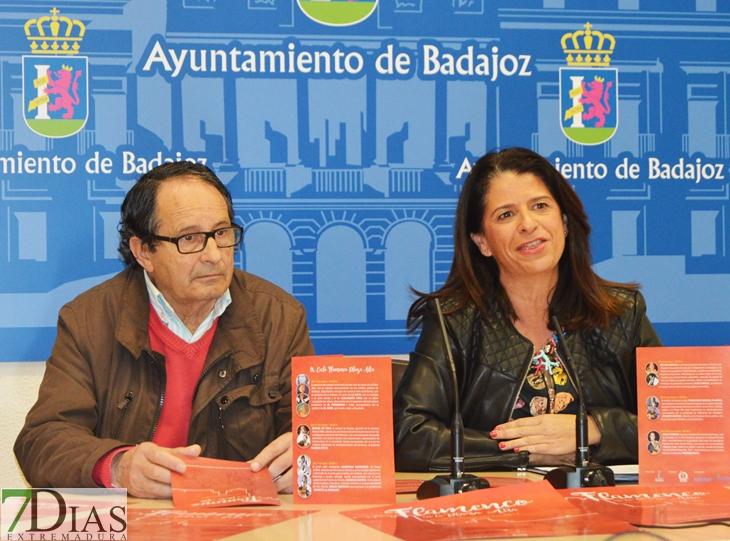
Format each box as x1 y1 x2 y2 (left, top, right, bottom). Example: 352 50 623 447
151 224 243 254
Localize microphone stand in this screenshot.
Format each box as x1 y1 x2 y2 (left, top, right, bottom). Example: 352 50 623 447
544 316 615 489
416 299 491 499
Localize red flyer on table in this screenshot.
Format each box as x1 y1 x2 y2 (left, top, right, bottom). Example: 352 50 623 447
342 481 637 540
171 455 280 508
291 355 396 504
561 485 730 526
128 508 315 541
637 346 730 486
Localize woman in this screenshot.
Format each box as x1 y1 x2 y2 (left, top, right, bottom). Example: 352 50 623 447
647 431 660 454
394 148 662 471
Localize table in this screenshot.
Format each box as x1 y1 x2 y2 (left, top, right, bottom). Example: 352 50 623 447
127 472 730 541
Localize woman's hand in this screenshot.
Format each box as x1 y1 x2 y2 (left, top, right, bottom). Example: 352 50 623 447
490 414 601 463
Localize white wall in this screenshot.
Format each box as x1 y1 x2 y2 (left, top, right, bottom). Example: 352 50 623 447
0 362 45 489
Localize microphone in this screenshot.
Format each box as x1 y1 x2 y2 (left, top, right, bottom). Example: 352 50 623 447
544 316 615 489
416 298 491 499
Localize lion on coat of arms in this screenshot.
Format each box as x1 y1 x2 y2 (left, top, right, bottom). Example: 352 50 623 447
44 66 82 119
580 77 613 128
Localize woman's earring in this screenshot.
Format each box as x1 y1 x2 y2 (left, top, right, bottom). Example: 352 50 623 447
564 229 568 237
483 248 490 256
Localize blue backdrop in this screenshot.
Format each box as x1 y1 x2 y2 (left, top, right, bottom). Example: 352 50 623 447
1 0 728 361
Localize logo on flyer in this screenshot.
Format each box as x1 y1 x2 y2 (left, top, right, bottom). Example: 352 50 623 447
22 8 88 138
297 0 378 27
559 23 618 146
1 489 127 540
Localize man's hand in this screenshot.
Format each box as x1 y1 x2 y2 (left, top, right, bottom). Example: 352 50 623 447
111 442 201 499
249 433 292 493
490 414 601 463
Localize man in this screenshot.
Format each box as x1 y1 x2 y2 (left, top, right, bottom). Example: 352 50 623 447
15 162 313 498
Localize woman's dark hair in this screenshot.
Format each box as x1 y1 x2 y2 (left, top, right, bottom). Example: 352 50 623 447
407 147 637 332
117 161 234 266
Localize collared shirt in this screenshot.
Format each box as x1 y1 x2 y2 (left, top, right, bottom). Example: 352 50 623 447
143 270 231 343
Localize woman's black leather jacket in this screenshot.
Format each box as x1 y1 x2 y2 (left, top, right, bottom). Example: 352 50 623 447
394 288 662 471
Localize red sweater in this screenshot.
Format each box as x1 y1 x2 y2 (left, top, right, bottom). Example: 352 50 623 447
148 307 217 448
92 305 217 486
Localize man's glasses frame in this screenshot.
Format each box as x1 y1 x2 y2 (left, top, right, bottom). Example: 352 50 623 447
150 224 244 254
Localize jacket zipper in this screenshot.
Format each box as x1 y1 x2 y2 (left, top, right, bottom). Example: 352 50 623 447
555 331 580 392
191 353 230 433
112 391 134 440
508 348 538 416
146 351 166 441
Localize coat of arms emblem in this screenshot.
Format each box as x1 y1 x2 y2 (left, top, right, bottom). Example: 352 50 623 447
559 23 618 146
22 8 88 138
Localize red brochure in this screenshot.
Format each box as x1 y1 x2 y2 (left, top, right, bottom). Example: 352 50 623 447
561 485 730 525
342 481 637 540
128 508 315 541
637 346 730 486
171 455 280 508
291 355 396 504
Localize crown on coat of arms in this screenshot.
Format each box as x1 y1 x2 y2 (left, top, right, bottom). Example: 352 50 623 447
561 22 615 67
25 7 86 54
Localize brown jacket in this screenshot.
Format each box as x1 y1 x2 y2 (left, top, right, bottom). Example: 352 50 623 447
15 266 314 488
